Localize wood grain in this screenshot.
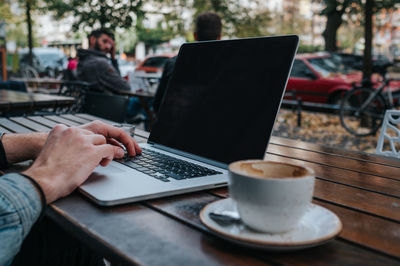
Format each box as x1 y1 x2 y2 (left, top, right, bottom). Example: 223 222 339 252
0 118 33 133
60 114 93 124
266 154 400 198
270 136 400 168
2 114 399 264
146 192 400 262
27 116 60 128
10 117 51 132
267 144 400 181
49 193 273 266
44 115 80 126
208 188 400 258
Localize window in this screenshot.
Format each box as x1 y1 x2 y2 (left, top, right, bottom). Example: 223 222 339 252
290 59 312 78
143 57 170 68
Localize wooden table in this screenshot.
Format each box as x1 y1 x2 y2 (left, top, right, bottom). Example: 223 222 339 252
10 77 63 93
1 114 399 265
0 90 75 112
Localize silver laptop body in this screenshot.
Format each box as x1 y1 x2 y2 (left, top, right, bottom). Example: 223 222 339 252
79 35 299 206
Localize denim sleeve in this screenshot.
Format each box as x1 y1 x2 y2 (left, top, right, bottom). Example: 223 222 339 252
0 173 42 266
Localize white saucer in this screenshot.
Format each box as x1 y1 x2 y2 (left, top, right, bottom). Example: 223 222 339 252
200 198 342 251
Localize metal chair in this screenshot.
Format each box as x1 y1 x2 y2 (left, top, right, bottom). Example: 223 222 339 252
376 109 400 158
58 81 91 113
82 91 129 123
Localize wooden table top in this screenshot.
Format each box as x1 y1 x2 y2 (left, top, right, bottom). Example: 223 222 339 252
1 114 399 265
0 90 75 111
10 77 63 84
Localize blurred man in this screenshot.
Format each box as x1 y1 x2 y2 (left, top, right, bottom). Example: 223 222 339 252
153 12 222 113
0 121 141 265
77 29 130 92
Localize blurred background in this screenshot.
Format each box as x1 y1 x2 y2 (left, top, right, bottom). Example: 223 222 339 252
1 0 400 154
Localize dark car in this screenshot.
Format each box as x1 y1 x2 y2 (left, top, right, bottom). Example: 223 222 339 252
331 52 391 72
134 54 176 78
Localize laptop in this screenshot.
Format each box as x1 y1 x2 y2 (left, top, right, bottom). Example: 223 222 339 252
79 35 299 206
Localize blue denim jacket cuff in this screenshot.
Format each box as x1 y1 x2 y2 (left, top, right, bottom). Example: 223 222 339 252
0 173 42 238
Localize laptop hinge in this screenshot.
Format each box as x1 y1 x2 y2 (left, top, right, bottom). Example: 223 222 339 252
147 142 228 170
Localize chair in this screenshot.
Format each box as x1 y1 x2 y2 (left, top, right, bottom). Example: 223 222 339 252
58 81 91 113
376 110 400 158
82 91 129 123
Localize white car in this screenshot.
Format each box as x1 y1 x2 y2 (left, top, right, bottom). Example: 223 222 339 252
118 58 136 79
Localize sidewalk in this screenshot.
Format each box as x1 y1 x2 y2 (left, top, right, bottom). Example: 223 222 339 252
272 109 379 154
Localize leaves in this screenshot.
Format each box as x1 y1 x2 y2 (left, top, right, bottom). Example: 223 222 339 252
273 109 379 153
42 0 145 31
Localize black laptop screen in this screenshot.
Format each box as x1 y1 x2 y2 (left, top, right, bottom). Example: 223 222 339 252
149 36 298 164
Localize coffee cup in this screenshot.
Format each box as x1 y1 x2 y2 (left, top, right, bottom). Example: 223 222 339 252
228 160 315 233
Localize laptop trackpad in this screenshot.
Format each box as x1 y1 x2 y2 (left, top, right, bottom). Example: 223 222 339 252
93 164 125 175
81 162 163 201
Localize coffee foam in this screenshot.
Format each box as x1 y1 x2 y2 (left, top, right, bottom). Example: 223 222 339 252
230 160 310 179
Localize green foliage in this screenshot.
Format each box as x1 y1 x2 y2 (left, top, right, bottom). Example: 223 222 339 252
42 0 145 31
298 44 324 53
322 0 399 16
151 0 271 39
321 0 399 51
136 23 175 48
0 2 13 21
0 0 40 48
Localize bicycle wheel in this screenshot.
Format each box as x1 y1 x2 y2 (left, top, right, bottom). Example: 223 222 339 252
340 87 387 136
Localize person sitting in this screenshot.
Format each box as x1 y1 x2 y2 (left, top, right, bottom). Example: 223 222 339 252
0 121 141 265
153 12 222 113
77 29 149 122
77 29 130 92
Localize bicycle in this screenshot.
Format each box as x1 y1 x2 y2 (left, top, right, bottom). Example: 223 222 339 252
339 63 400 136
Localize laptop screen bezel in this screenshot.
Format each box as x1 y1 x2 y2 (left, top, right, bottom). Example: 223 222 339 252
148 35 299 166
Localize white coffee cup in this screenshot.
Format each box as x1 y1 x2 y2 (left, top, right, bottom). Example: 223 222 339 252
228 160 315 233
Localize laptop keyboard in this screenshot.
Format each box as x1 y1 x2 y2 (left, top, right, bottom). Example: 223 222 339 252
118 148 223 182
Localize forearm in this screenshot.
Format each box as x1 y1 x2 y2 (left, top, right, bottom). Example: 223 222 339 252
2 132 48 164
0 173 42 265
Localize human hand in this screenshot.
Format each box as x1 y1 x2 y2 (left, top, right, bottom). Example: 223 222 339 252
110 39 116 59
79 120 141 159
22 124 127 203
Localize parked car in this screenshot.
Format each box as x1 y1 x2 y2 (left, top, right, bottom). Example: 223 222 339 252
132 54 176 92
19 47 68 78
134 54 176 78
330 52 391 72
286 53 362 104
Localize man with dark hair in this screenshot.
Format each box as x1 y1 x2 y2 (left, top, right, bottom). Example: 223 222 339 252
77 29 130 92
153 12 222 113
194 12 222 41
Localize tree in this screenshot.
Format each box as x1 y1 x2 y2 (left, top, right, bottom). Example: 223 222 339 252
322 0 399 80
150 0 271 39
321 0 353 51
136 22 175 50
25 0 34 65
42 0 145 31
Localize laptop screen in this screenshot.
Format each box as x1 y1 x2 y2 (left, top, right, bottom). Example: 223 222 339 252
149 35 299 164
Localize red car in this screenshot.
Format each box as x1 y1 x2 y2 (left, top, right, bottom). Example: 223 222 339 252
286 53 362 104
134 54 176 78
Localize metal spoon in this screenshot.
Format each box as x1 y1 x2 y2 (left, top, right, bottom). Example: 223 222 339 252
209 210 241 224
